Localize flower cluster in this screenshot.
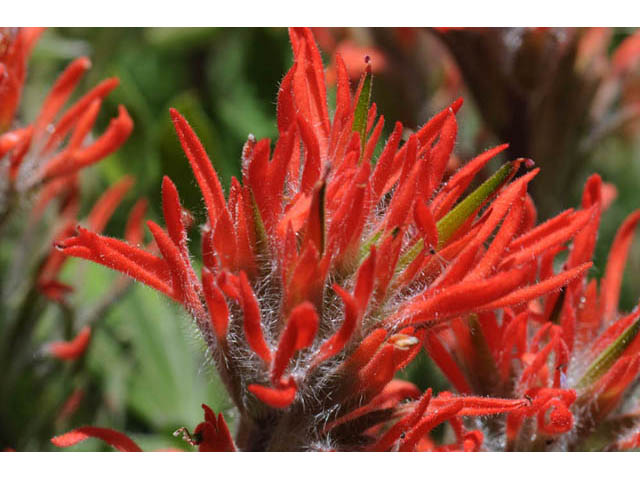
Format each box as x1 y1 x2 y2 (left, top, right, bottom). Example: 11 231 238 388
49 28 638 451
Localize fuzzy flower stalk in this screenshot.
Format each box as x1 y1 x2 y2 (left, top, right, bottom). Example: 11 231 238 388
52 28 604 452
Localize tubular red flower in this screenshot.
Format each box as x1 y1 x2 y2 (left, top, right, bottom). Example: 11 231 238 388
0 28 44 130
427 110 457 194
509 208 575 251
161 176 189 256
537 398 574 435
66 98 102 152
355 344 397 399
353 246 377 312
56 227 175 299
424 332 472 394
500 206 594 269
288 28 331 155
430 394 529 416
393 266 534 329
147 220 200 310
434 143 509 206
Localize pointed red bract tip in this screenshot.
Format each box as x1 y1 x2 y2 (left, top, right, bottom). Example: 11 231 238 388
248 379 297 409
313 285 360 365
39 280 74 303
43 105 133 180
202 268 230 343
34 56 92 136
161 175 189 254
47 326 91 360
51 426 142 452
238 271 273 364
272 302 319 384
44 77 121 153
169 107 226 226
414 201 439 250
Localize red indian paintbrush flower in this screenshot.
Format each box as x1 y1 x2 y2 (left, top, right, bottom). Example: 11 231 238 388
2 27 140 358
1 27 132 214
2 26 138 302
52 28 595 451
422 174 640 451
1 29 141 451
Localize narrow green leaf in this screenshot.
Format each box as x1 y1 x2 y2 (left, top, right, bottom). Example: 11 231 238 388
396 160 518 270
436 160 516 248
576 317 640 390
250 191 269 257
359 230 382 260
352 64 372 155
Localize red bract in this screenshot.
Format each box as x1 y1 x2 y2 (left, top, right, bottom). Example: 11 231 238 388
51 426 142 452
54 28 601 451
0 28 43 132
47 326 91 360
